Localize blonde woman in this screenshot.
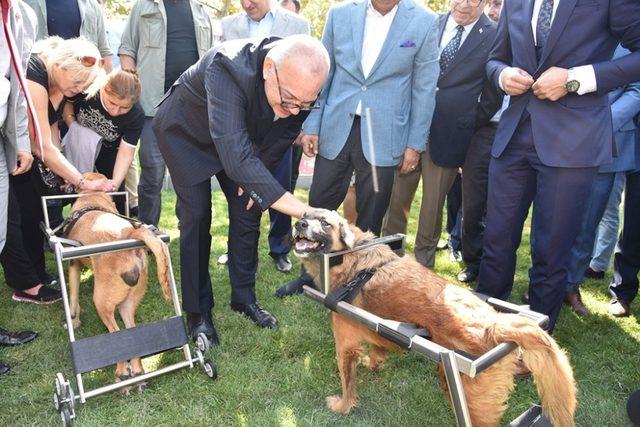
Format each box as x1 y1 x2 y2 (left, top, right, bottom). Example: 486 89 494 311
63 69 144 212
3 37 111 304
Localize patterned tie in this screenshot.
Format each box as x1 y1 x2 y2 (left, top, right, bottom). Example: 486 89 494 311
440 25 464 78
536 0 554 48
1 0 44 159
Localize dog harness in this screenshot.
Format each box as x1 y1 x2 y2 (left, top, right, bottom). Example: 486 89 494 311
52 206 145 238
324 269 376 311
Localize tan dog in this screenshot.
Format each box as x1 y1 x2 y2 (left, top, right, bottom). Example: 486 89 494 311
65 173 171 390
293 208 577 427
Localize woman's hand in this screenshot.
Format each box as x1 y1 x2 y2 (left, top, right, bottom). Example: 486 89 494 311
80 178 113 192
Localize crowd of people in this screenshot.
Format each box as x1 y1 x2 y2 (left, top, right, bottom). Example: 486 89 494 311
0 0 639 401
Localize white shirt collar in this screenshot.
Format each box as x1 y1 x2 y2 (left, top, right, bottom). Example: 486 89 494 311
366 0 399 18
445 13 479 35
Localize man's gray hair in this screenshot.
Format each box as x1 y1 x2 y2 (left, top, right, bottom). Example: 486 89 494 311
268 35 330 77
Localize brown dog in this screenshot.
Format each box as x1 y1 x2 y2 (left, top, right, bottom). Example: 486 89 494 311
293 209 577 427
65 173 171 390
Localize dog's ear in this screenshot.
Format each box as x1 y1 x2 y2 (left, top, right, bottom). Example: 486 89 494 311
339 221 355 249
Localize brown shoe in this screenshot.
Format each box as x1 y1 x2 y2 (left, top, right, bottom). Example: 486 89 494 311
563 291 590 317
608 299 631 317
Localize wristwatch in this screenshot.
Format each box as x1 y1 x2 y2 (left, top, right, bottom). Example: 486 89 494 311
566 68 580 93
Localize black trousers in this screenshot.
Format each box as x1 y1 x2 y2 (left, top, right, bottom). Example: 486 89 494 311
445 174 462 250
461 124 496 271
3 171 47 284
0 177 43 291
609 170 640 304
309 117 396 235
173 170 263 314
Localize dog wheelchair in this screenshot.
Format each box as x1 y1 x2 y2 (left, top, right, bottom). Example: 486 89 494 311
304 234 553 427
41 193 216 426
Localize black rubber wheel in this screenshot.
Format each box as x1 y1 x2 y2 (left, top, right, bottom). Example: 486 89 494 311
203 359 217 380
60 406 73 426
196 333 210 352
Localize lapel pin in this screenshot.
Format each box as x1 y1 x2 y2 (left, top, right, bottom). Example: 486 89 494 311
479 28 483 34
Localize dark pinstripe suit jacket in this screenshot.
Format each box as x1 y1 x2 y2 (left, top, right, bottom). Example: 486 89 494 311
152 37 307 210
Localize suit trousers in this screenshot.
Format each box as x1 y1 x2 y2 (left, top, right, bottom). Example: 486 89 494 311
268 146 294 257
609 170 640 304
0 137 7 253
309 117 396 235
174 171 263 314
383 149 458 267
0 178 42 291
138 117 166 226
461 124 497 271
477 118 597 331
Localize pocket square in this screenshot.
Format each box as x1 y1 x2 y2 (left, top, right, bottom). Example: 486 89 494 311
400 40 416 48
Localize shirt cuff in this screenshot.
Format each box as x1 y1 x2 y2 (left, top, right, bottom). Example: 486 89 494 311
570 65 597 95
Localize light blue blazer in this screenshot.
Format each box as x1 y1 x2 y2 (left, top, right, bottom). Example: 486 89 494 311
303 0 439 167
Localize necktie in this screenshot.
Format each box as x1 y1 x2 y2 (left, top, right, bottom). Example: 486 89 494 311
536 0 554 48
1 0 44 160
440 25 464 78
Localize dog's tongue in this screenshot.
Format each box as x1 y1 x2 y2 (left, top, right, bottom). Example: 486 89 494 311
296 238 319 251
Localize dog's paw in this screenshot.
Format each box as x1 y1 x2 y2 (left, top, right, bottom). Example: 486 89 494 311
135 381 147 394
366 357 386 372
71 317 81 329
326 395 355 414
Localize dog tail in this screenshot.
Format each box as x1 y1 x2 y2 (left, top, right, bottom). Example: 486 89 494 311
489 315 577 427
128 227 172 302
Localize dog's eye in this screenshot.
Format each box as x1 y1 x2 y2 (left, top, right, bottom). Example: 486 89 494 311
320 219 330 228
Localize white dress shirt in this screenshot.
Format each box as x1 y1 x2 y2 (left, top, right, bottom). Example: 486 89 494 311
439 14 479 54
247 9 276 39
499 0 596 95
356 0 398 114
0 5 11 129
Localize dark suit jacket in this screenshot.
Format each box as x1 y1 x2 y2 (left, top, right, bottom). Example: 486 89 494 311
152 37 307 210
429 13 500 168
486 0 640 168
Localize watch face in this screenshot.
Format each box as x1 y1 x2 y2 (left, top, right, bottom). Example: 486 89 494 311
567 80 580 93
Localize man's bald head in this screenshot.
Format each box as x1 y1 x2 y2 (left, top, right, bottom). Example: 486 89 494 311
264 35 330 118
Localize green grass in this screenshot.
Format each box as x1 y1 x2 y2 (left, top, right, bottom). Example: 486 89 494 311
0 186 638 426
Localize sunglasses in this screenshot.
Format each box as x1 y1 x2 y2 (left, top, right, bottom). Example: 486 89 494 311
273 64 320 111
79 56 104 68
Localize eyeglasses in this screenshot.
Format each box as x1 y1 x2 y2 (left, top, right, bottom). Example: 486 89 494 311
79 56 104 68
454 0 483 6
273 64 320 111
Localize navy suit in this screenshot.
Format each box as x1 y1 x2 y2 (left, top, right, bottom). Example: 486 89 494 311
478 0 640 331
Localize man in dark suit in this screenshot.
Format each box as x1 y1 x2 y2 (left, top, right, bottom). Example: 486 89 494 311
478 0 640 331
153 36 329 342
384 0 500 269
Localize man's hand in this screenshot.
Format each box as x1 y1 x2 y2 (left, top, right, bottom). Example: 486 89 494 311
398 147 420 176
500 67 534 96
11 151 33 175
532 67 568 101
238 187 255 211
301 134 319 157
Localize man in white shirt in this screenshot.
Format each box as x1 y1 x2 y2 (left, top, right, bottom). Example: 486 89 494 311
277 0 440 297
479 0 640 332
383 0 500 270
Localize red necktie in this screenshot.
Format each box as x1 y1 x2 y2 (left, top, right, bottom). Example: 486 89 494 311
2 0 44 160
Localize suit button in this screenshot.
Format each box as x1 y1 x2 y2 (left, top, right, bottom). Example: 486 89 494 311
361 85 367 91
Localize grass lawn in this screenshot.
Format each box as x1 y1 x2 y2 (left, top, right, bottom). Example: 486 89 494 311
0 186 638 426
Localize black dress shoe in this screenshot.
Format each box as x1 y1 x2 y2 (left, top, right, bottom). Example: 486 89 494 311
457 268 478 283
186 312 219 346
230 302 279 329
0 362 9 375
0 327 37 346
275 276 309 298
272 254 292 273
584 267 605 280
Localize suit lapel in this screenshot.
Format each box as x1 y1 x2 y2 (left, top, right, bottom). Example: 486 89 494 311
443 14 490 76
351 0 367 76
438 13 448 45
367 0 415 78
537 0 577 68
523 0 538 69
272 8 290 34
